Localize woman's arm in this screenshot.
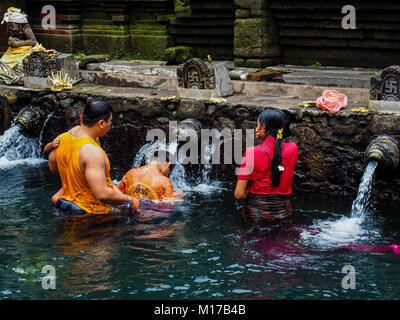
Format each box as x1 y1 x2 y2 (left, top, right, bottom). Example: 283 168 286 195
234 179 249 200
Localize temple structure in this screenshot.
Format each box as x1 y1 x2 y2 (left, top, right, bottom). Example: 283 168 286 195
1 0 399 68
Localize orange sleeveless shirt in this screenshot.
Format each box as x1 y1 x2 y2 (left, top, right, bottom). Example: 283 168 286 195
55 132 114 214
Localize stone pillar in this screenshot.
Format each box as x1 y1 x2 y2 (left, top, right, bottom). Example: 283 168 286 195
127 0 172 60
234 0 281 68
80 0 131 57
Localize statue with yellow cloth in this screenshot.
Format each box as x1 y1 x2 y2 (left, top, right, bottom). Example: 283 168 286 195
0 7 49 85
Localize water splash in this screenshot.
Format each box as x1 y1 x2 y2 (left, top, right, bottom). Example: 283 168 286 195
131 137 224 192
132 140 157 168
169 141 192 191
38 112 55 156
201 131 222 184
350 160 378 218
300 161 380 248
0 124 41 161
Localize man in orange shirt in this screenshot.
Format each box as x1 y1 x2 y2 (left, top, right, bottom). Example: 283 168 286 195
118 160 183 201
48 98 139 215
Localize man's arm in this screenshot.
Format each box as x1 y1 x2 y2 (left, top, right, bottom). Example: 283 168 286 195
80 144 139 209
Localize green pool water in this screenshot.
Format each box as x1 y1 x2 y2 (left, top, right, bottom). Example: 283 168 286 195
1 161 400 300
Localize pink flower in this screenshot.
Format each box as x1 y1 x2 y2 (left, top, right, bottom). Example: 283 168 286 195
316 89 348 114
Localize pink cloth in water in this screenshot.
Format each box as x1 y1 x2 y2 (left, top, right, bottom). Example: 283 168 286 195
338 244 400 256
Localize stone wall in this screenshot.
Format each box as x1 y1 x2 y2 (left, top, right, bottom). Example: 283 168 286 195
234 0 281 68
4 0 400 67
170 0 235 61
25 0 173 59
269 0 400 68
2 87 400 200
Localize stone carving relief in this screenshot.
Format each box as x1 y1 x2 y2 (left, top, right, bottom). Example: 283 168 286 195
370 66 400 102
22 51 57 78
177 58 216 90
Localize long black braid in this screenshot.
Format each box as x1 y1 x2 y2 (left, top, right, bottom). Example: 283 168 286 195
258 108 286 187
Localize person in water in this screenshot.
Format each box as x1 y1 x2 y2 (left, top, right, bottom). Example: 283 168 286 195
234 107 298 223
44 107 84 204
48 98 139 215
118 160 183 201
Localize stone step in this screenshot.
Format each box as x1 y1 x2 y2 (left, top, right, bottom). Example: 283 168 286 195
83 60 377 89
93 72 177 90
268 65 378 89
78 60 373 102
232 81 369 102
78 69 369 103
86 60 177 77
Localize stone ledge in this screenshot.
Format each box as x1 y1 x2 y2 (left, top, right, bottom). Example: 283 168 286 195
369 100 400 113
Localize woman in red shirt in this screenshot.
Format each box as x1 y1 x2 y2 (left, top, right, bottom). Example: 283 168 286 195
235 108 298 223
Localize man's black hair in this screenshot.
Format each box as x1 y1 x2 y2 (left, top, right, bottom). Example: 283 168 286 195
82 98 112 127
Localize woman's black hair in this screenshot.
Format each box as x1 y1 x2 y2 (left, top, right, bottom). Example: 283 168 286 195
82 98 112 127
258 107 287 187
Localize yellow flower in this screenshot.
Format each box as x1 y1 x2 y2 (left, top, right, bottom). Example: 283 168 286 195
277 128 283 140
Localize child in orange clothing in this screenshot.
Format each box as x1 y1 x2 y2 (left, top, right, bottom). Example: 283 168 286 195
118 161 183 201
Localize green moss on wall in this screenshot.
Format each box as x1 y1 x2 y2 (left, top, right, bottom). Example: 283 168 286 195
131 35 171 60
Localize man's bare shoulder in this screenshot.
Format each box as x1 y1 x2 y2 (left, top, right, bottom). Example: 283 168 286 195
80 143 105 163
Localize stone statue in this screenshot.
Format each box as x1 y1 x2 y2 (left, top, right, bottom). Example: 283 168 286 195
0 7 49 85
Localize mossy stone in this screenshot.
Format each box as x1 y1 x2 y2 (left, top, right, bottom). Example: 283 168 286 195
164 46 196 65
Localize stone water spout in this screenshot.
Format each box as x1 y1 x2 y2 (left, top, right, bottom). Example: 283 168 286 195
365 135 399 170
175 119 202 142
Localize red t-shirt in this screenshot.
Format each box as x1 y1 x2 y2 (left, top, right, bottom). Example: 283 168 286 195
237 136 298 195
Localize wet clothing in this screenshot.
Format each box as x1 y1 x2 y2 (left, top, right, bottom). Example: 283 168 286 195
238 136 298 223
55 132 114 214
55 198 87 216
242 193 293 223
118 167 174 201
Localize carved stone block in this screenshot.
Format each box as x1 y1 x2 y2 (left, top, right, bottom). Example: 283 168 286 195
177 58 233 100
23 51 57 78
370 66 400 102
22 52 79 89
177 58 216 90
